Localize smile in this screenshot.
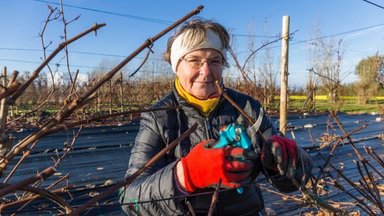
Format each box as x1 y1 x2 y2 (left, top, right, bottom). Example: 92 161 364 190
193 80 213 84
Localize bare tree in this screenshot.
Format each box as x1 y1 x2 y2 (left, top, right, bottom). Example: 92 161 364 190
89 58 120 113
302 68 320 112
227 18 281 104
258 44 278 109
307 26 346 105
255 17 279 109
244 19 259 100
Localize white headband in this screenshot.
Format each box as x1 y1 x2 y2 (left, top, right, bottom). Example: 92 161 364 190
170 29 227 73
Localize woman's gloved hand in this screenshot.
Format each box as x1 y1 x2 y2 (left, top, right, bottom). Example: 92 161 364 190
261 135 299 179
178 139 256 193
261 135 312 191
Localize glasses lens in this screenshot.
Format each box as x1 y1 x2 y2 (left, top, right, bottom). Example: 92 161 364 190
208 59 223 68
183 57 222 69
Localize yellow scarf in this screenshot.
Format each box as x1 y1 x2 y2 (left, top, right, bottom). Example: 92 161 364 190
175 78 220 116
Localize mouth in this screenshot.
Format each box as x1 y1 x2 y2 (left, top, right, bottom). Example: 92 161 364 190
193 80 214 84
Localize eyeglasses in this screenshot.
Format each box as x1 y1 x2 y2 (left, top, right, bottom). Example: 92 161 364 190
180 57 224 70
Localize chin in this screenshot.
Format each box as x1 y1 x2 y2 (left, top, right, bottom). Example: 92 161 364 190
194 95 209 100
195 92 215 100
192 93 209 100
191 88 216 99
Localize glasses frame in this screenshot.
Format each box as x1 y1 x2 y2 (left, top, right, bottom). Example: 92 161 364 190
180 57 224 70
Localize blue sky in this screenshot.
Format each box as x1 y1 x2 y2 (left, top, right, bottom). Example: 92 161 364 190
1 0 384 87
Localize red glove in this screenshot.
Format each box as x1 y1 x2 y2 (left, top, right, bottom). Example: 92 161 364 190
180 139 253 193
261 135 298 178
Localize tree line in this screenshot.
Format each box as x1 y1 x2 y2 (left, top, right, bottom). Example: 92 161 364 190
9 51 384 121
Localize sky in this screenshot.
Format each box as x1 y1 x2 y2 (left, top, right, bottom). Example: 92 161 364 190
1 0 384 87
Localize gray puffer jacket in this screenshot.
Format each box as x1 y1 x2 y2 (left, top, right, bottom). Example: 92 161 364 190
119 87 310 216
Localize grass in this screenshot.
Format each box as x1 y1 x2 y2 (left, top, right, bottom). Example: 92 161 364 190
286 99 384 114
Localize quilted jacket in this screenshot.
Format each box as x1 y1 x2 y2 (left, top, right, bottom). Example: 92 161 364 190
119 86 311 216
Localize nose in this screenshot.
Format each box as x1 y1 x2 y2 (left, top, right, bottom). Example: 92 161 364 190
199 62 211 77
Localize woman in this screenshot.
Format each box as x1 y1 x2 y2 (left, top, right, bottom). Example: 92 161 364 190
119 18 312 216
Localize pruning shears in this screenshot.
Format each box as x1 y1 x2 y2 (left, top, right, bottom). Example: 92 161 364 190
214 124 251 150
214 107 264 150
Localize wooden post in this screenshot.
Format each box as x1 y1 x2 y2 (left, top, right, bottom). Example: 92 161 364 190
311 70 316 113
279 16 290 134
119 71 124 113
0 67 10 159
109 80 112 115
0 67 8 131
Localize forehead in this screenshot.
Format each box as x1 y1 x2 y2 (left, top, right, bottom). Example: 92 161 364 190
183 49 222 58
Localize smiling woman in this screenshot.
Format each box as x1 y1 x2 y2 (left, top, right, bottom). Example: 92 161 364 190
119 18 312 216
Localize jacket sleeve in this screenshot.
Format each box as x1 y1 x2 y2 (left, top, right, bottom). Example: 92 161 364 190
119 111 187 215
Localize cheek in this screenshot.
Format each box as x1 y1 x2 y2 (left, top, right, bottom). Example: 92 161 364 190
179 71 198 82
177 70 198 87
212 70 223 80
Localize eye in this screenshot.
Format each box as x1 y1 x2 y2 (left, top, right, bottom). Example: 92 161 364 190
209 59 223 65
187 58 201 64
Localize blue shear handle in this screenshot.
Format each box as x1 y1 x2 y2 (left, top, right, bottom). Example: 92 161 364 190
213 124 251 194
214 124 251 149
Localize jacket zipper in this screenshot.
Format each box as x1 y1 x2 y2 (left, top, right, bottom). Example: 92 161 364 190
204 117 212 139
